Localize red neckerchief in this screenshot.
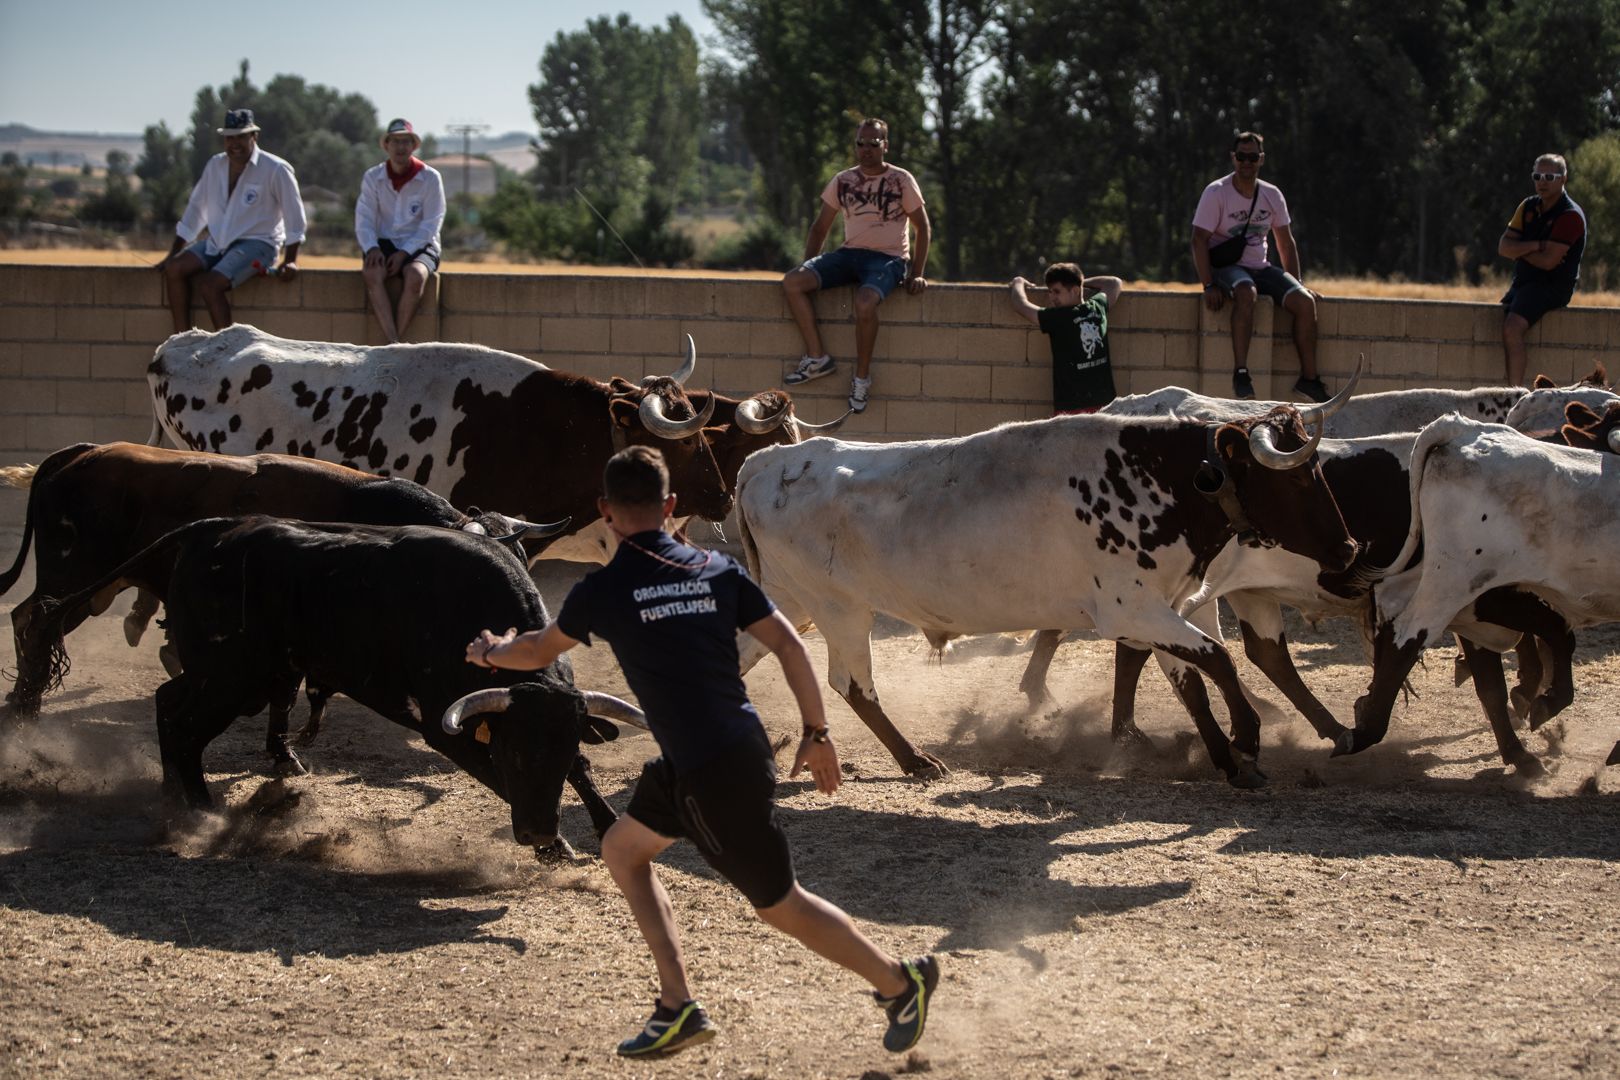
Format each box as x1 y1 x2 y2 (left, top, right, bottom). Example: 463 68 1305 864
387 156 425 192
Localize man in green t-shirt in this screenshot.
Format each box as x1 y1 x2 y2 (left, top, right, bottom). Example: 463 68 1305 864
1009 263 1124 414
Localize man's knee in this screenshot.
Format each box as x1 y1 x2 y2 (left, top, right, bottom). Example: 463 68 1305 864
362 261 387 287
401 263 430 296
197 271 232 298
1503 314 1529 342
783 267 817 295
1231 283 1258 307
854 286 884 315
1286 289 1317 322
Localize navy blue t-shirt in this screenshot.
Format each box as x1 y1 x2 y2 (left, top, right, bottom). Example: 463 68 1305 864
556 530 776 773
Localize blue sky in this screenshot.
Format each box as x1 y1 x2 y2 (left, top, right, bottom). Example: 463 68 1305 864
0 0 717 138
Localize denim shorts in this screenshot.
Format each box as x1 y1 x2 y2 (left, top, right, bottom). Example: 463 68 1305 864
1501 279 1573 327
802 246 910 299
184 237 279 287
1213 262 1307 303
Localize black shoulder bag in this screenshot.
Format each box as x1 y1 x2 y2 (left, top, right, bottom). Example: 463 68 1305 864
1208 184 1262 268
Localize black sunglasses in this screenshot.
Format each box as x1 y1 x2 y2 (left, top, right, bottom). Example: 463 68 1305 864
1531 171 1564 182
855 138 885 148
1233 151 1262 163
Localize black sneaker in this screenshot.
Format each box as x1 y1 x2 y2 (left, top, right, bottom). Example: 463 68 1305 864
616 999 717 1057
1232 367 1256 400
875 955 940 1052
1294 375 1329 403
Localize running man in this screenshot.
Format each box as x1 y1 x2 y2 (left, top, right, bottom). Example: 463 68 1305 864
466 445 940 1058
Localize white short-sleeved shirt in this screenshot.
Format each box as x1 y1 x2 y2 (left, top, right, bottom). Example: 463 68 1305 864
1192 174 1290 270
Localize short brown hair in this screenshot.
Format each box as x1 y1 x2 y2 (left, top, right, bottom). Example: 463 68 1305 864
1044 263 1083 289
1232 131 1265 152
859 118 889 141
603 445 669 507
1536 153 1568 176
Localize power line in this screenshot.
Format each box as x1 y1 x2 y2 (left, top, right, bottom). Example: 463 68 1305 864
444 121 489 206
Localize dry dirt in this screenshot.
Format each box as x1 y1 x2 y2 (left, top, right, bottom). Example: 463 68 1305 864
2 554 1619 1079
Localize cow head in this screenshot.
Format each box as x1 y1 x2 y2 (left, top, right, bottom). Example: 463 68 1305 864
1207 405 1359 573
605 337 733 521
441 674 587 847
1561 400 1620 454
1533 362 1610 391
688 389 852 494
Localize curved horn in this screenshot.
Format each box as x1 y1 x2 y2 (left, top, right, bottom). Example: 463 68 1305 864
1296 353 1365 428
640 387 718 440
668 334 697 386
734 394 792 434
1609 428 1620 455
583 691 650 731
442 687 512 734
790 408 854 437
1248 415 1324 470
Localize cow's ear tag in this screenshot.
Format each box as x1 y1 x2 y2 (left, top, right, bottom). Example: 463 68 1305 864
474 721 492 744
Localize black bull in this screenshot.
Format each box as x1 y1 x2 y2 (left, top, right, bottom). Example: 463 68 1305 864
34 517 632 848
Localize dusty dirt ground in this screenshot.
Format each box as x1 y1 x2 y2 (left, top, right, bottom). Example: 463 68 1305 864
2 551 1619 1080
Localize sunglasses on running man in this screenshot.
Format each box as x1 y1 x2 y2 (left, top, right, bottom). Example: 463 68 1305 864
1531 171 1565 182
1233 151 1262 163
855 138 886 148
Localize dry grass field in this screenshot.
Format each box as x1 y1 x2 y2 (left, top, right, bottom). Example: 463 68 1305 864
2 554 1618 1079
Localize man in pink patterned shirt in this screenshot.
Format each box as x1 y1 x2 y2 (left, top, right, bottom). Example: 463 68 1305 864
781 118 931 414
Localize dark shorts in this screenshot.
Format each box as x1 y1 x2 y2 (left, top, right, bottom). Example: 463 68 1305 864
627 732 794 909
802 246 909 300
1213 262 1307 303
378 237 442 273
1501 279 1572 327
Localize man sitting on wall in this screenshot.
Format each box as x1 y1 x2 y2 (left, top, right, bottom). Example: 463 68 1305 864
356 118 446 343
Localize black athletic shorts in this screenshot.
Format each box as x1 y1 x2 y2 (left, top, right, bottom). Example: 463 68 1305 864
378 237 443 273
626 730 795 909
1501 279 1572 327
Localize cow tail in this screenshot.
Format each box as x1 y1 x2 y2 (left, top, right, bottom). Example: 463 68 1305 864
32 518 234 634
0 444 97 596
0 467 37 597
1353 414 1462 589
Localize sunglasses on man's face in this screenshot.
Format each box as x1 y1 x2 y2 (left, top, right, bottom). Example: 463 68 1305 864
1531 171 1565 182
1233 151 1262 163
855 138 885 148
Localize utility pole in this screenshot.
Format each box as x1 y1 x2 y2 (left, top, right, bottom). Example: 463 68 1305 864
445 121 489 216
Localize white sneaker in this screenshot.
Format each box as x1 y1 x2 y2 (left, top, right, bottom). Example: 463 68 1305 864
849 376 871 413
784 354 835 385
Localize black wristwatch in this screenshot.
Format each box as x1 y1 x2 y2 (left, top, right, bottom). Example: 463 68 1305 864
803 725 831 744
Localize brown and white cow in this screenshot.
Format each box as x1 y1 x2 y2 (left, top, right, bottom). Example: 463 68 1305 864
145 325 730 553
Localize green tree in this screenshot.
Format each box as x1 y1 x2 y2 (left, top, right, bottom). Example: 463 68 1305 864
135 121 192 225
81 149 139 226
183 60 381 203
1571 130 1620 288
0 153 27 220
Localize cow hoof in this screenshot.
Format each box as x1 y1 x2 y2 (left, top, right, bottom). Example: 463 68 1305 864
533 837 581 863
157 644 183 678
1510 755 1547 779
1451 654 1471 687
1330 730 1362 758
1510 687 1535 723
1526 699 1554 731
272 754 308 777
1227 764 1268 790
1112 725 1156 755
123 613 148 647
902 752 950 780
291 725 320 748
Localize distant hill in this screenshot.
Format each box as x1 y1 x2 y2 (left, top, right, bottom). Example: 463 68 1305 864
0 123 143 169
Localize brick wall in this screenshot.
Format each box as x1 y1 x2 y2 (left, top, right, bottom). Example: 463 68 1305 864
2 263 1616 530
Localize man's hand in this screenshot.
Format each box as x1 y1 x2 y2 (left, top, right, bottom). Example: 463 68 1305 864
1203 284 1226 312
790 731 841 794
466 627 518 668
906 275 928 296
385 249 410 277
277 261 299 283
363 247 385 270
